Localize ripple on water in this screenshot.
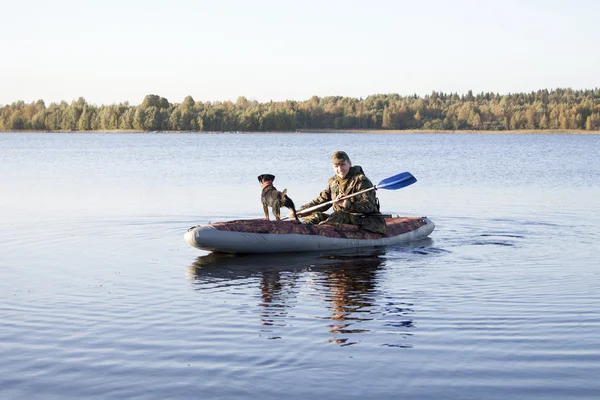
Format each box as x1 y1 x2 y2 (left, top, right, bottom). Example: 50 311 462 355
2 210 600 399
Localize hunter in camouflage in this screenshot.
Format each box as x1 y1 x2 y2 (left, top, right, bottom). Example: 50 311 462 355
296 151 387 234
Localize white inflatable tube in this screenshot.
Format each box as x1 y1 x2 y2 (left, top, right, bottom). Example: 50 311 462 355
185 218 435 254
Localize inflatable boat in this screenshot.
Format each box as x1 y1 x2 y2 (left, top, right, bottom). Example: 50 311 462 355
184 216 435 254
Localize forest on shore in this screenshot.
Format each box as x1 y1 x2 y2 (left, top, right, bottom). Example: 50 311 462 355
1 88 599 132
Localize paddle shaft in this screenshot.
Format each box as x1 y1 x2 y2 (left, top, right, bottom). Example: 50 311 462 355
296 186 375 216
280 171 415 221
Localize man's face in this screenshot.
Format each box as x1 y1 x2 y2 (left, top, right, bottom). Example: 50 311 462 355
333 161 351 179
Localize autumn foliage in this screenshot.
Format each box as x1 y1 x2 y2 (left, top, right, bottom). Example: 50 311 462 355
2 89 599 132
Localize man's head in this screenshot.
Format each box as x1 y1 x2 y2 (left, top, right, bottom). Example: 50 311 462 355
331 151 352 179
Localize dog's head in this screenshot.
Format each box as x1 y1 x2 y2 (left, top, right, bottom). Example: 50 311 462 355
257 174 275 184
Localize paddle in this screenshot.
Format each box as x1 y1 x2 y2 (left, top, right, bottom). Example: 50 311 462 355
291 171 417 217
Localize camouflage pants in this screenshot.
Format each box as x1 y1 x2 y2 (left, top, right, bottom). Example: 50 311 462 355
301 211 358 226
302 210 386 234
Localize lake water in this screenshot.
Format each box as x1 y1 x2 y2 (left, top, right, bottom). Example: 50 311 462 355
1 132 599 399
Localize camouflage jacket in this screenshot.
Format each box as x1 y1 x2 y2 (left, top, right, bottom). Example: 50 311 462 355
299 166 386 233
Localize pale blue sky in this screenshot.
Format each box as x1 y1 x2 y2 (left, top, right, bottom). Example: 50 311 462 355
1 0 598 106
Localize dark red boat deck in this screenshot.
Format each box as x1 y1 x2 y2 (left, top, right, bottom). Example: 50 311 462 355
208 217 428 240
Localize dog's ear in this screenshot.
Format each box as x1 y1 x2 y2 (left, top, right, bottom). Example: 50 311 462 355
257 175 263 183
281 189 287 198
267 174 275 182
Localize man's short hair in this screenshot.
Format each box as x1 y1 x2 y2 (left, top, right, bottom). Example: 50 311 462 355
331 151 350 164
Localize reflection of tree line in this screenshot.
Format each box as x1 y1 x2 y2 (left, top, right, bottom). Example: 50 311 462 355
188 253 415 346
3 88 599 132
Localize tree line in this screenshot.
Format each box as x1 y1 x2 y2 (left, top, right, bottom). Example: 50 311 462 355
1 88 599 132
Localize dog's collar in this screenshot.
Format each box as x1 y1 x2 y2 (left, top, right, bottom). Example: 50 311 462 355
261 181 273 189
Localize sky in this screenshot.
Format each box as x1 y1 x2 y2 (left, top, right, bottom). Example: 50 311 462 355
1 0 598 106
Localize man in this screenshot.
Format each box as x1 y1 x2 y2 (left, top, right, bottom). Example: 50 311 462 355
294 151 386 234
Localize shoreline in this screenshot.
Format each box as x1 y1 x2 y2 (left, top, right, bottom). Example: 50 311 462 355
1 129 598 135
295 129 598 135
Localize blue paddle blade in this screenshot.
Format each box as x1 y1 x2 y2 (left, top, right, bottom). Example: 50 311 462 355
376 172 417 190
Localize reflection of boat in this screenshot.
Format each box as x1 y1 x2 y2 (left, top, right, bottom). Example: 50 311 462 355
184 216 435 254
186 250 387 281
186 250 416 347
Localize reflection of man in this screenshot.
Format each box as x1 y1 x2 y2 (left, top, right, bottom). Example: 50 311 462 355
324 257 384 347
327 259 380 320
295 151 386 234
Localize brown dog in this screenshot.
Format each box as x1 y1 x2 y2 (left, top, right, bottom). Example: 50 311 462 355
257 174 300 222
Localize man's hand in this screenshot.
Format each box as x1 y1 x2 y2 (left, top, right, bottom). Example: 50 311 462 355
287 211 300 219
333 194 350 209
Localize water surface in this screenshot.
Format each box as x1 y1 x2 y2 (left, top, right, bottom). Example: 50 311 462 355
1 132 599 399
